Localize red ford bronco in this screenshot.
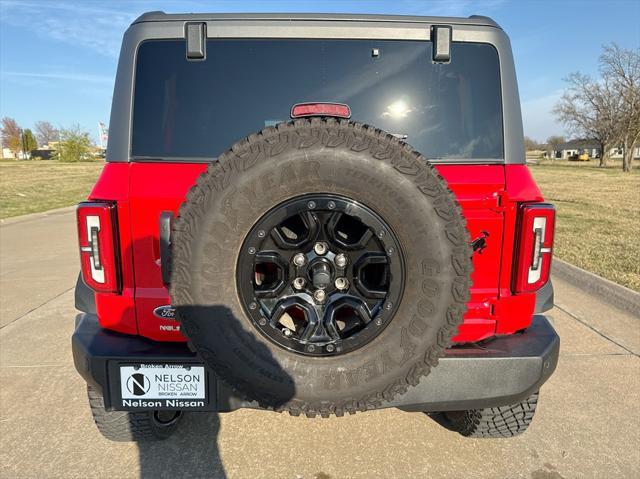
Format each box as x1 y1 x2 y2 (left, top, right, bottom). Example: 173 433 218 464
72 12 559 441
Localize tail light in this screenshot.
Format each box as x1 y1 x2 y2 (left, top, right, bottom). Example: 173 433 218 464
77 201 121 293
512 203 555 293
291 102 351 119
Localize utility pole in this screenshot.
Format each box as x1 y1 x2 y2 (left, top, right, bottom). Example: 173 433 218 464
20 128 26 160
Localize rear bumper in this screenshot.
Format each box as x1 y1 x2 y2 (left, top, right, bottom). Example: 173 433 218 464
72 314 559 413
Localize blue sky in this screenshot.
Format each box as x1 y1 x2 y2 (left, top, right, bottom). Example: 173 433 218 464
1 0 639 143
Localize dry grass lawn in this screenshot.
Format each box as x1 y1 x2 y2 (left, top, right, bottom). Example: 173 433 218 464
0 160 104 219
530 159 640 291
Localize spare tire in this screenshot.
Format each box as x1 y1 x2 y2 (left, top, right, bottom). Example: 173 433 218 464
170 118 472 417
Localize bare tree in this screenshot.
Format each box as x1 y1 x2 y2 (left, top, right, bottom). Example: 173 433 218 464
554 73 618 167
524 136 541 151
601 43 640 172
546 135 566 159
34 121 59 148
1 117 22 157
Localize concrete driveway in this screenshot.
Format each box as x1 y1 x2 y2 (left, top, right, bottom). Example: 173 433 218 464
1 210 639 479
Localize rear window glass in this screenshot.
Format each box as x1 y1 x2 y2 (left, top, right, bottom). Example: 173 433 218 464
132 39 503 160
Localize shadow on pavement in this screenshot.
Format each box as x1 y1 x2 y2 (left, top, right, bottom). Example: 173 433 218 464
134 299 296 478
138 412 226 478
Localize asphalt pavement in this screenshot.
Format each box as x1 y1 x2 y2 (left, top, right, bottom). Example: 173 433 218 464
1 210 639 479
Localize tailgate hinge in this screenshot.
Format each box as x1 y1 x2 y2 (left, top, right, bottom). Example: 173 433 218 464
484 190 508 213
466 299 498 318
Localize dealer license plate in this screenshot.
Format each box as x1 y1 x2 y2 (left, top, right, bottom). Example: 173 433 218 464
119 364 206 409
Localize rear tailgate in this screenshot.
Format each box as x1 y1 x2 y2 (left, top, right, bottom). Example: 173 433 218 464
127 162 507 343
439 165 505 342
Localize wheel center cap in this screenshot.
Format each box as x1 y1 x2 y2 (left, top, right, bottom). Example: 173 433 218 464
311 261 332 289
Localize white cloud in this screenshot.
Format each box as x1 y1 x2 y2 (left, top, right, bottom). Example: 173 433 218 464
521 90 567 142
0 0 138 58
2 71 113 83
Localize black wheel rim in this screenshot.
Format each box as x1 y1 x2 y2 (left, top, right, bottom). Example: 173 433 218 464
237 194 405 357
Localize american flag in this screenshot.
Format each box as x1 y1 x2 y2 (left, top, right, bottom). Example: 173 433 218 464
98 122 109 147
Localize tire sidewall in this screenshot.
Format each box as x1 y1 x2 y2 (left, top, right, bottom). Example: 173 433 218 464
171 120 471 410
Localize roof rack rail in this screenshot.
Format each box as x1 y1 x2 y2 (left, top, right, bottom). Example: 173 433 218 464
468 15 500 27
131 12 501 29
133 11 166 23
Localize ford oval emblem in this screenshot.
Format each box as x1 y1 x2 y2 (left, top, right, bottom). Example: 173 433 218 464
153 305 177 320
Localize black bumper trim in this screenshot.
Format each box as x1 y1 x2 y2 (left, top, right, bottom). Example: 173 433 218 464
391 315 559 411
535 279 554 313
72 314 559 413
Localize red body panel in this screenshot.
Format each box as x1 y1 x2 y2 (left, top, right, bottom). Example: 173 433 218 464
495 166 542 334
127 163 207 340
88 164 137 335
88 162 544 343
438 165 504 342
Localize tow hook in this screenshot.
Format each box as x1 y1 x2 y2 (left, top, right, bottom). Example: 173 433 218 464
471 230 490 255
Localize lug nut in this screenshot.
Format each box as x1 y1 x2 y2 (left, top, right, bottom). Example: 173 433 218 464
326 344 335 352
282 328 292 337
335 253 348 268
293 253 306 267
334 277 349 290
314 242 328 255
313 289 326 303
293 277 306 290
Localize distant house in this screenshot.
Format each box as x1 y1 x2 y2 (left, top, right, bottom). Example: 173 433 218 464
608 146 640 160
30 142 59 160
1 148 28 159
548 139 640 160
1 142 60 160
30 148 55 160
551 139 601 160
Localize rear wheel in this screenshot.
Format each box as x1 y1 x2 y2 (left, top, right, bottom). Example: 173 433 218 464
435 391 539 438
86 386 183 442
